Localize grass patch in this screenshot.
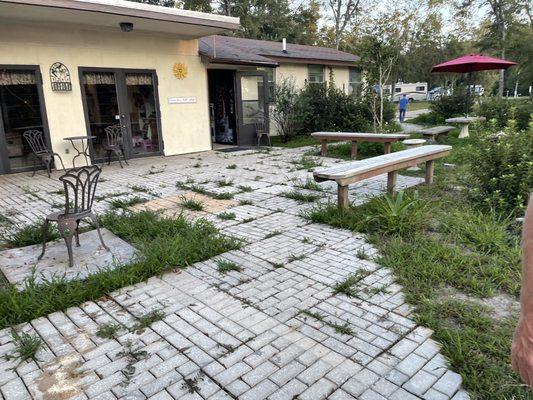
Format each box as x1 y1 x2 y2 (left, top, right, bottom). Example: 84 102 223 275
131 309 165 333
1 222 59 249
282 190 321 203
218 212 236 220
239 200 253 206
108 196 148 210
303 137 527 398
271 135 316 148
0 211 240 329
216 259 241 274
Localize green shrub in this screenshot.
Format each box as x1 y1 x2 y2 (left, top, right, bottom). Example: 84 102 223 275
469 122 533 215
430 86 471 119
476 98 533 131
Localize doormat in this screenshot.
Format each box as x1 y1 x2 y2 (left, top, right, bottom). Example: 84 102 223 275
216 147 255 153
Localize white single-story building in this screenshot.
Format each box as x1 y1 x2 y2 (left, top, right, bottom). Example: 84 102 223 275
0 0 360 174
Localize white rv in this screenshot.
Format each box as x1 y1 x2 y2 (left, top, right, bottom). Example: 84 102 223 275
383 82 428 102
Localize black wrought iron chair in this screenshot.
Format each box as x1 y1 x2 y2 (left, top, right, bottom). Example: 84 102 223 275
103 125 128 168
38 165 109 268
23 130 65 178
254 116 271 147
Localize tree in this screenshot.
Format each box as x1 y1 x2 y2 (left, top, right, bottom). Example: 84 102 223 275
182 0 211 12
356 10 410 130
456 0 524 96
271 77 300 143
325 0 362 49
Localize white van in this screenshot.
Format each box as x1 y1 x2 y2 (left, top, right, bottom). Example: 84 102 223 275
383 82 428 102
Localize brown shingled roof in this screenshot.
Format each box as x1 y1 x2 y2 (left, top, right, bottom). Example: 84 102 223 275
200 35 359 67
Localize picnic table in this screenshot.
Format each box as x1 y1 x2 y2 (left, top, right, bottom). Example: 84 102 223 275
445 116 486 138
311 132 409 160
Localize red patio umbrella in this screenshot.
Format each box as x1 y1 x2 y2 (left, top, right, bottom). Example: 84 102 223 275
431 54 517 115
431 54 517 73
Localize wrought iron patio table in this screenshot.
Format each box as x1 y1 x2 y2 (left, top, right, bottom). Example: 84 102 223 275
63 135 96 168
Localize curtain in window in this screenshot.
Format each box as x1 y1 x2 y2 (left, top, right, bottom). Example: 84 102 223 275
0 70 36 85
82 72 116 85
125 73 152 86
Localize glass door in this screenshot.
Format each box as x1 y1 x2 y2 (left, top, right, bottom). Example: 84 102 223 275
81 71 120 162
0 67 49 174
124 73 161 156
80 69 162 163
235 71 269 146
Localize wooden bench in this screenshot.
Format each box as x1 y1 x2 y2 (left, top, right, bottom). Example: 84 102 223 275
417 126 454 143
313 145 452 209
311 132 409 160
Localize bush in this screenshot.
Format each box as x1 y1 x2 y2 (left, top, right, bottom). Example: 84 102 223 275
294 82 374 134
469 121 533 215
430 86 471 119
476 97 533 131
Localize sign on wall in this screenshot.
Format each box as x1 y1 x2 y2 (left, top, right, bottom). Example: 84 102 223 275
49 62 72 91
168 97 197 104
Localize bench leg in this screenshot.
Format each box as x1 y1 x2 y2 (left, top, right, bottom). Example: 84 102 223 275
387 171 398 194
351 141 358 160
384 142 392 154
321 140 328 157
338 184 349 209
425 160 435 184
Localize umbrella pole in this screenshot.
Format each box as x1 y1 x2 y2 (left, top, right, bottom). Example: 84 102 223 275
466 72 472 117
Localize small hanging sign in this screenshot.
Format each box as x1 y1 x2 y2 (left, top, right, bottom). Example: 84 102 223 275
50 62 72 91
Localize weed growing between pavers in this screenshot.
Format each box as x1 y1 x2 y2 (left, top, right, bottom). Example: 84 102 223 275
180 197 204 211
213 192 234 200
4 329 42 367
218 212 236 220
117 340 148 386
226 164 237 169
265 230 283 239
356 248 370 260
238 185 253 192
300 310 355 336
292 155 323 171
96 322 122 339
216 259 241 274
239 200 253 206
282 190 321 203
332 271 372 297
216 179 234 187
303 137 527 398
293 178 324 192
108 196 148 210
0 211 241 329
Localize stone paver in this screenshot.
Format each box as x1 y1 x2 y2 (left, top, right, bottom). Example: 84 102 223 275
0 147 468 399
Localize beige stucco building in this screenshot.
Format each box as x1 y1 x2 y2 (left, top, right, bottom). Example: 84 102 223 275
0 0 359 175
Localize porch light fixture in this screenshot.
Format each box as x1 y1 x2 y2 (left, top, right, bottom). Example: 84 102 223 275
120 22 134 32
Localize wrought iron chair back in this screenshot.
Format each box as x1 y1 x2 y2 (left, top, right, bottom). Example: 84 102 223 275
254 118 267 136
104 125 123 148
59 165 101 216
23 130 49 155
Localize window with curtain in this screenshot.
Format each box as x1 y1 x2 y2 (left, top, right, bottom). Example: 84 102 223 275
308 65 324 84
349 67 362 96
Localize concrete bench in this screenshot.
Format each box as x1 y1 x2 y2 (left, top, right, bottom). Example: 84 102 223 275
313 145 452 209
417 126 454 142
311 132 409 160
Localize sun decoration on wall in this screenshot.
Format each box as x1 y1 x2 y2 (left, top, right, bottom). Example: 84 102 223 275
173 63 188 80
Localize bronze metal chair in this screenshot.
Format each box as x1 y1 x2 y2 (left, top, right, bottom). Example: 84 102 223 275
23 130 65 178
254 117 271 147
38 165 109 267
103 125 128 168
